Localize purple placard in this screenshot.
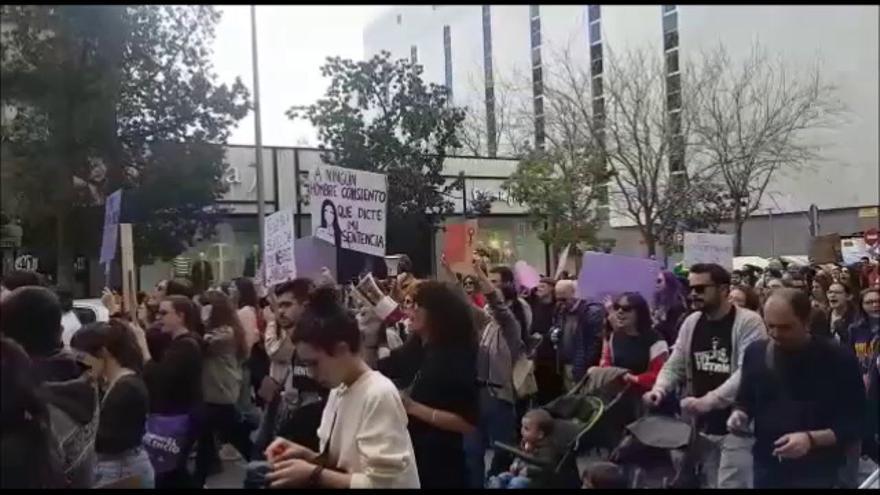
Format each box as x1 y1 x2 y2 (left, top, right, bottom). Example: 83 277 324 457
294 236 337 280
576 251 660 305
514 261 541 290
99 189 123 265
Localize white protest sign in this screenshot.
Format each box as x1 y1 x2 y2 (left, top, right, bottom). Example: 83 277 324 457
309 164 388 257
554 244 571 280
264 209 297 287
683 232 734 271
841 237 869 265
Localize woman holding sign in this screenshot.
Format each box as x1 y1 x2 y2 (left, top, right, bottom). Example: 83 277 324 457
315 199 343 248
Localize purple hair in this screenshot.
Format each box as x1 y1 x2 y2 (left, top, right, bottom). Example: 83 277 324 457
655 270 686 310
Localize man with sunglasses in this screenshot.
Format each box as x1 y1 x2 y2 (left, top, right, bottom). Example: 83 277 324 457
645 263 766 488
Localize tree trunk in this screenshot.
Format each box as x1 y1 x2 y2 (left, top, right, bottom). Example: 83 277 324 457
642 227 657 257
733 205 744 256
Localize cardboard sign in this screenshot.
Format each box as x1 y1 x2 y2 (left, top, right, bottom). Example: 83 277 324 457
841 238 869 265
683 232 734 271
294 235 337 281
310 164 388 256
443 220 478 275
264 209 297 287
577 252 660 305
100 189 123 265
514 261 541 290
809 233 842 264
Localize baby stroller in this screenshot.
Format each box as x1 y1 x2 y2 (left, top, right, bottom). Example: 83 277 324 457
493 368 636 489
608 412 708 489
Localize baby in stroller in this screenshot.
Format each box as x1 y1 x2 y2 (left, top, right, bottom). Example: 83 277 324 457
487 409 557 489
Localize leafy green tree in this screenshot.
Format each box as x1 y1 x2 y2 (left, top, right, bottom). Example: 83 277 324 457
503 148 611 261
1 5 249 284
288 51 466 273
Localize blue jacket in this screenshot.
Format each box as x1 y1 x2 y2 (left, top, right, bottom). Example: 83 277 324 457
555 300 605 382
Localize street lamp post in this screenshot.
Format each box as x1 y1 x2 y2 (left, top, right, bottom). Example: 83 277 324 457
250 5 267 282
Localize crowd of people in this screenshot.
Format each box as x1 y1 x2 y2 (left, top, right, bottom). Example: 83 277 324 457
0 251 877 489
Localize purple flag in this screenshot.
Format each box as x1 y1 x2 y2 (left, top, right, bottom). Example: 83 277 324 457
576 251 660 305
294 236 337 280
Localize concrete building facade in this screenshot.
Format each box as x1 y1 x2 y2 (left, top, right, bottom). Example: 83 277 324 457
364 5 879 258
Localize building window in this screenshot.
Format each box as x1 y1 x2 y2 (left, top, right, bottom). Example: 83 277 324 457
532 67 543 85
589 22 602 44
591 57 603 76
588 5 600 22
662 5 676 14
530 5 540 18
592 97 605 118
666 49 679 73
663 30 679 50
591 43 603 61
591 76 603 98
669 134 685 172
410 45 418 64
396 14 402 25
533 95 544 116
666 73 681 95
532 46 542 67
662 12 678 33
668 110 682 136
667 91 681 112
443 25 453 101
482 5 497 157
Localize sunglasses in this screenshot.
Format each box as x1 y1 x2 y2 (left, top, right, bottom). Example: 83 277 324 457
689 284 717 295
612 304 634 313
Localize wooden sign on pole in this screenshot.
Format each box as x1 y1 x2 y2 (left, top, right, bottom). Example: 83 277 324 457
120 224 137 322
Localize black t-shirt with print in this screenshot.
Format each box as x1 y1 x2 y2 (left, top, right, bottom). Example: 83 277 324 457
690 305 735 435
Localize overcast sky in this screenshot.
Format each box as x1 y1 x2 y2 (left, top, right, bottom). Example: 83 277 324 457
211 5 389 147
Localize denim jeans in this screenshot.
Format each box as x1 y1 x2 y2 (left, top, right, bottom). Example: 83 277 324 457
94 447 155 488
464 391 517 488
700 433 754 488
487 472 531 489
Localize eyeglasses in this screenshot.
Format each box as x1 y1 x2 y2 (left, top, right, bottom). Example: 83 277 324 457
689 284 717 295
612 304 634 313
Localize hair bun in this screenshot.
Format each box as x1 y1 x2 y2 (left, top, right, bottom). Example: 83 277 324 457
308 286 340 315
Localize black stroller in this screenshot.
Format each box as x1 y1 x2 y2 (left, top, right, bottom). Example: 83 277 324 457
493 368 637 489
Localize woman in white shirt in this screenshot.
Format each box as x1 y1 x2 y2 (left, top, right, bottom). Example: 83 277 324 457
264 287 420 489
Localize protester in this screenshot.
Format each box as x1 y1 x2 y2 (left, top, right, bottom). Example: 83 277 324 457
598 292 669 393
263 287 420 488
653 270 689 346
729 285 761 312
0 335 67 489
847 288 880 382
485 408 556 489
229 278 264 431
0 286 100 487
528 277 562 405
70 321 153 488
552 279 605 391
0 269 42 302
463 274 487 308
378 279 479 488
194 290 254 486
462 262 527 488
645 263 766 488
143 295 204 488
489 265 533 333
728 289 865 488
826 282 859 343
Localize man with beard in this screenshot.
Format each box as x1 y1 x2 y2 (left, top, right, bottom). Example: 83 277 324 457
728 289 865 488
644 263 766 488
